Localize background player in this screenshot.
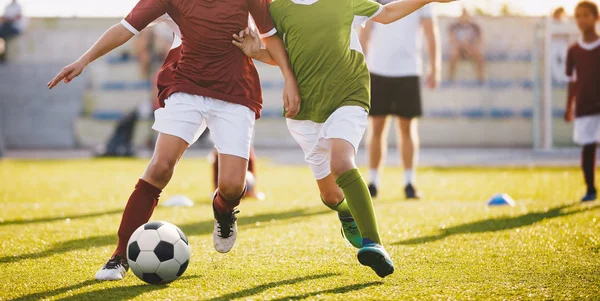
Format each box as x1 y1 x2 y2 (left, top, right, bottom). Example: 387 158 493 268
565 1 600 202
234 0 456 278
359 1 441 199
48 0 299 281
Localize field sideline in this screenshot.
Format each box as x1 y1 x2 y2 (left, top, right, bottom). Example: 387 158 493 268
0 158 598 300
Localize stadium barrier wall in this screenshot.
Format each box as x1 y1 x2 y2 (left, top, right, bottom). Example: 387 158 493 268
0 16 574 149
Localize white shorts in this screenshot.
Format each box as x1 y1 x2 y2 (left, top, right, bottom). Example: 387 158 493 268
287 106 368 180
574 115 600 145
153 92 255 159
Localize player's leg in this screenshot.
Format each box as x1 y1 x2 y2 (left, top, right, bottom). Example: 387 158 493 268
96 92 205 281
581 143 597 202
448 45 461 82
286 118 361 247
326 106 393 278
367 116 390 197
205 97 255 253
397 117 421 199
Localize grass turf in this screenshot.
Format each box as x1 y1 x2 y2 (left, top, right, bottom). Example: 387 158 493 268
0 158 598 300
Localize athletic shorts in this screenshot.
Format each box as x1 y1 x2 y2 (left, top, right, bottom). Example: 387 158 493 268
574 115 600 145
153 92 255 160
286 106 368 180
370 74 422 118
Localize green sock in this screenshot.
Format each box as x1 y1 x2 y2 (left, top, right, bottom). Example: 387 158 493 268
321 197 352 218
336 168 381 244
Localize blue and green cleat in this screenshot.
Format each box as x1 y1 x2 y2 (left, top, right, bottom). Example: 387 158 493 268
357 238 395 278
339 214 362 248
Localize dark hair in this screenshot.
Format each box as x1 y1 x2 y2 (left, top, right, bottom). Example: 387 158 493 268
577 1 599 18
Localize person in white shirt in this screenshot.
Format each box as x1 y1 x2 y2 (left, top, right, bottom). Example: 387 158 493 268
359 2 440 199
0 0 24 62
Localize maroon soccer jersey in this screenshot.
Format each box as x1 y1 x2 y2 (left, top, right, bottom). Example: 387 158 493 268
122 0 277 118
566 39 600 118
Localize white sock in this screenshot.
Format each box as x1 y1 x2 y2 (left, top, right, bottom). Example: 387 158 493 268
404 169 415 185
369 169 380 186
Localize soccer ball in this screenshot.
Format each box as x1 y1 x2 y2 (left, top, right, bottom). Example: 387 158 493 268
127 221 190 284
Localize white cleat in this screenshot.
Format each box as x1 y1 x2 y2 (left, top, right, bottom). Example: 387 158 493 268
95 255 128 281
212 204 239 253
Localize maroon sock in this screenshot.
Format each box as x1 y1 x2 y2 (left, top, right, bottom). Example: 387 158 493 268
582 144 597 192
248 148 257 178
213 188 245 215
113 179 162 257
212 149 219 191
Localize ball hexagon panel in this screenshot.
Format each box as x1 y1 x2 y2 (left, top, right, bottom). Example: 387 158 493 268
176 227 189 245
177 260 189 277
156 259 181 282
129 260 143 278
154 241 175 262
137 230 161 251
135 251 161 273
128 225 146 245
142 273 163 284
156 223 181 244
128 241 141 262
173 240 191 265
144 221 165 230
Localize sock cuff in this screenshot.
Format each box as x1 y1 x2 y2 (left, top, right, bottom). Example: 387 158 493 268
336 168 362 188
321 197 345 210
136 179 162 197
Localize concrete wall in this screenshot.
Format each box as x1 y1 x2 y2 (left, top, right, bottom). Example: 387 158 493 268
0 16 575 149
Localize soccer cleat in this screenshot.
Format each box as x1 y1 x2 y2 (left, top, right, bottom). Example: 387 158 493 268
404 184 421 200
339 214 362 248
357 238 395 278
581 189 597 202
212 203 239 253
368 183 378 198
95 255 129 281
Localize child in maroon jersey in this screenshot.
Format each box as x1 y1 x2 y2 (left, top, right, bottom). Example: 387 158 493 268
48 0 299 281
565 1 600 202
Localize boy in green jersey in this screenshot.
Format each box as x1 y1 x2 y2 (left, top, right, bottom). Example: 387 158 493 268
234 0 455 278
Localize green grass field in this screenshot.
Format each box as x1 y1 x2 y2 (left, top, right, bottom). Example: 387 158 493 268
0 158 598 300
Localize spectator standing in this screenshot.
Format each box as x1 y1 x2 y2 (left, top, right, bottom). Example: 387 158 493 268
360 2 441 199
0 0 24 63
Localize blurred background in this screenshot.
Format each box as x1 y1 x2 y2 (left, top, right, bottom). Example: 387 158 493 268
0 0 592 159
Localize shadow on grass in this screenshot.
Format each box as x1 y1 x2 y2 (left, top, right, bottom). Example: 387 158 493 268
269 281 383 301
0 209 124 227
394 203 600 245
207 273 338 301
11 275 201 301
0 208 329 264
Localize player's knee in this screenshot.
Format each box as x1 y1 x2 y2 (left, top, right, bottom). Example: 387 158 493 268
330 156 354 177
146 159 176 185
219 178 245 200
321 190 344 207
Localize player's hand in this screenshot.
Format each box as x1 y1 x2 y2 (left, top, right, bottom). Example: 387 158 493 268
47 60 86 89
283 79 301 118
425 72 439 89
564 108 575 122
232 27 262 59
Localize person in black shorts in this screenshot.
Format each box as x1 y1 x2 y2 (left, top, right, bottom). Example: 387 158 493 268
360 2 440 199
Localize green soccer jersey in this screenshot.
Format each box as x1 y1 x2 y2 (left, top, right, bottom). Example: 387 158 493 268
269 0 382 123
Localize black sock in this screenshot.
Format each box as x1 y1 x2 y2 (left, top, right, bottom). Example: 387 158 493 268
582 144 597 193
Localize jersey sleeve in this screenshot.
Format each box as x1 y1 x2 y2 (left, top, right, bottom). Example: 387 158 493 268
122 0 169 35
352 0 383 27
248 0 277 38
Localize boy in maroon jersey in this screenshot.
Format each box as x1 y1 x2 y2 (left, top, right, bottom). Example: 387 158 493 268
565 1 600 202
48 0 299 280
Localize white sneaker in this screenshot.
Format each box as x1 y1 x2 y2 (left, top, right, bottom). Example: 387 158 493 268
212 203 239 253
95 255 128 281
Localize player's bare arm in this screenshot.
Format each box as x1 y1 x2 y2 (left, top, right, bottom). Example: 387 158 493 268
565 81 576 122
358 21 374 56
233 27 301 118
422 17 440 89
372 0 456 25
48 24 134 89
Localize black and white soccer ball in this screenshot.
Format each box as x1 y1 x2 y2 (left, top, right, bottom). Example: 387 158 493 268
127 221 190 284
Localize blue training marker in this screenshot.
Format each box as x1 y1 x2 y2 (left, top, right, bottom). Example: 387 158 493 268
487 193 516 207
